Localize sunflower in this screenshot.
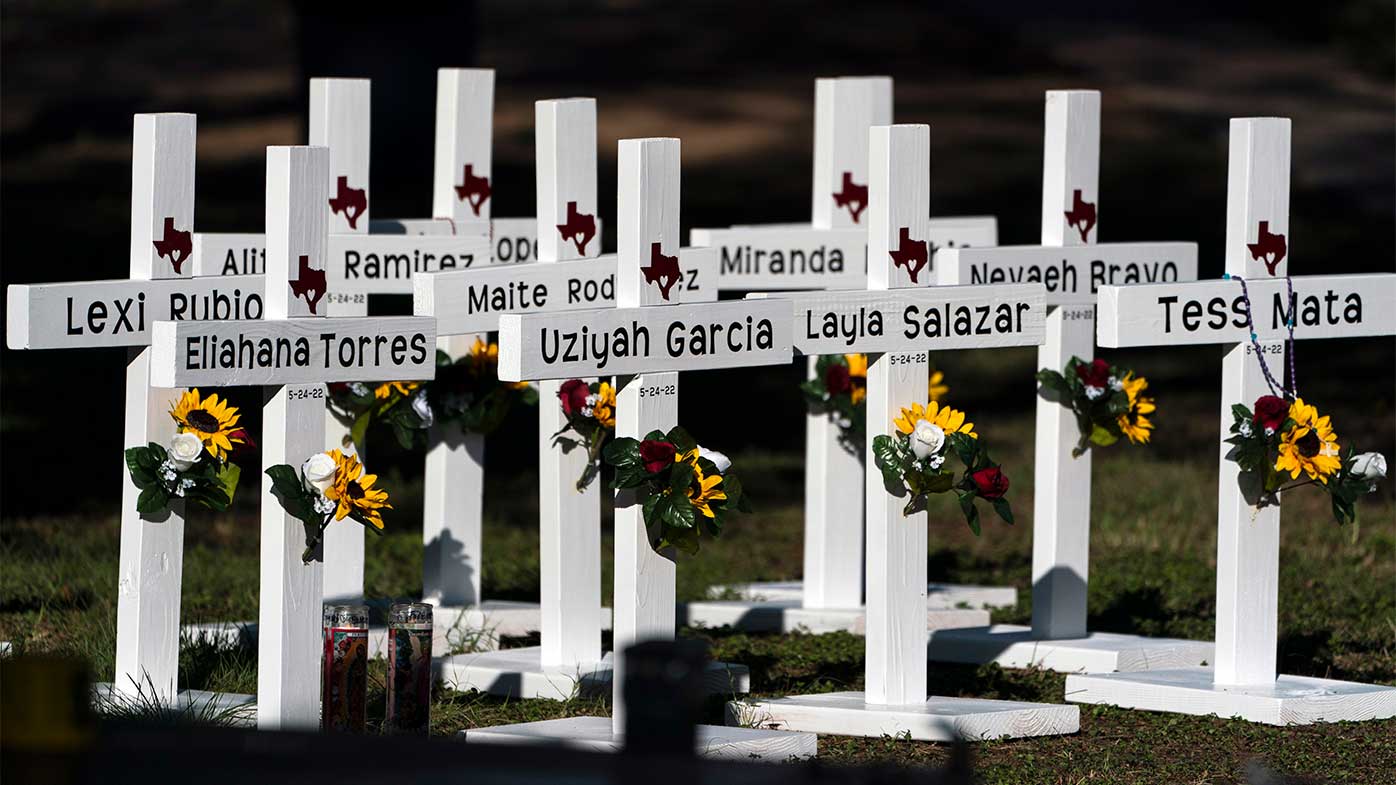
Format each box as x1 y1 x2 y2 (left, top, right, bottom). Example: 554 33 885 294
844 354 868 404
894 400 977 439
1115 372 1156 445
468 337 529 390
1275 398 1342 483
591 382 617 429
324 449 392 530
374 381 419 400
674 449 727 518
170 388 246 460
928 370 949 403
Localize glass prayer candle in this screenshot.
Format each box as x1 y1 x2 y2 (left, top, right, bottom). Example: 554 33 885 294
321 604 369 732
385 602 433 734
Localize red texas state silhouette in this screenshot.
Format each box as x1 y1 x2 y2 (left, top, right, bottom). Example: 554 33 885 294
454 164 492 216
556 201 597 255
1247 221 1287 275
152 216 192 274
288 254 327 314
888 227 929 283
641 242 682 300
831 171 868 223
328 176 367 229
1064 189 1096 242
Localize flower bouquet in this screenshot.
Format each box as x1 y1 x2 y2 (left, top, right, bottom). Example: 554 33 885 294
801 354 951 454
1226 395 1386 524
603 426 750 554
266 448 392 563
328 380 432 451
125 389 250 513
552 379 617 490
871 401 1013 533
430 338 538 436
1035 357 1155 457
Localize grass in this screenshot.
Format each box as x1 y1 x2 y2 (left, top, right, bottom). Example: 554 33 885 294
3 349 1394 783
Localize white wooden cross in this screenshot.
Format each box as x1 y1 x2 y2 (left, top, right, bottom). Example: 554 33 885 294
685 76 1009 634
418 100 726 697
460 138 815 759
7 114 267 711
1065 118 1396 724
150 145 437 729
928 90 1214 673
728 124 1078 742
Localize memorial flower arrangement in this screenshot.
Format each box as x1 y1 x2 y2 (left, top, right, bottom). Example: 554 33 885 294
871 400 1013 533
801 353 950 452
552 379 617 490
266 448 393 563
326 338 536 451
603 426 750 554
1226 394 1386 525
124 389 250 513
1035 357 1155 457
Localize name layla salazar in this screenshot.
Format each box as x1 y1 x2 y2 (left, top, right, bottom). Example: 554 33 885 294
540 317 777 369
806 302 1034 347
182 331 430 371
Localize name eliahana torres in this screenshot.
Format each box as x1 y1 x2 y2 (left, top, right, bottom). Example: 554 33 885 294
181 331 431 370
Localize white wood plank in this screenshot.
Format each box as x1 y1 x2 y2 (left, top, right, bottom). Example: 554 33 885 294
464 715 817 760
731 691 1079 741
433 69 494 230
257 383 326 729
812 77 892 230
192 232 264 276
149 315 436 387
1041 90 1100 247
7 276 266 350
423 428 485 608
415 249 718 336
772 285 1046 355
371 217 555 264
679 598 987 635
927 624 1213 673
325 233 492 294
1215 117 1290 687
320 295 367 604
617 138 682 308
868 125 929 290
1065 668 1396 725
689 227 866 291
130 114 196 281
802 356 865 609
537 98 601 263
1096 273 1394 348
310 78 371 234
265 146 331 319
936 242 1198 305
113 347 186 701
610 372 679 734
496 297 791 381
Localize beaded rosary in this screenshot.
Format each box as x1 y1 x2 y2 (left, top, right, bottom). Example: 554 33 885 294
1223 272 1298 400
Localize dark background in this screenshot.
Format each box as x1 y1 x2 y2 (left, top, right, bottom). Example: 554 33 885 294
2 0 1393 515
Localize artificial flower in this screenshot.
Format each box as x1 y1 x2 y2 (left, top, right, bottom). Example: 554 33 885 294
928 370 949 403
590 382 617 429
910 420 946 459
302 452 338 494
167 432 205 471
640 440 677 474
1116 372 1156 445
1253 395 1289 434
324 449 391 530
1274 398 1341 483
684 461 727 518
375 381 419 400
1075 358 1110 390
170 388 246 460
824 363 852 396
845 354 868 405
972 466 1010 499
559 379 590 415
894 401 976 440
1351 452 1388 481
699 446 731 474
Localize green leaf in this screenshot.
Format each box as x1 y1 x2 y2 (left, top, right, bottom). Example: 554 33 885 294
1088 424 1120 448
1231 404 1253 424
1035 369 1070 396
871 435 900 473
642 492 661 528
669 461 695 493
349 412 372 453
957 491 981 536
215 462 241 505
948 431 979 468
136 486 167 515
923 471 955 495
1105 391 1130 416
603 437 642 468
666 426 697 454
992 497 1014 525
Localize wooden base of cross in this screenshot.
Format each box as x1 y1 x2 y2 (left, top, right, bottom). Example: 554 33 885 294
730 691 1079 742
462 715 816 759
708 580 1016 608
678 596 990 635
1065 669 1396 726
438 648 750 700
928 625 1214 673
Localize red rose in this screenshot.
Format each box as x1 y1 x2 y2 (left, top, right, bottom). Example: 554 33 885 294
328 382 352 396
639 440 677 474
971 467 1010 500
1074 358 1110 390
825 363 852 396
1253 395 1289 433
559 379 590 416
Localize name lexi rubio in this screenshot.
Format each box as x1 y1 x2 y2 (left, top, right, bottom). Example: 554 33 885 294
183 331 430 371
539 316 777 369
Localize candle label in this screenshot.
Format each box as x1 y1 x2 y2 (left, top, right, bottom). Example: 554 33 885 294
321 627 368 732
386 625 433 734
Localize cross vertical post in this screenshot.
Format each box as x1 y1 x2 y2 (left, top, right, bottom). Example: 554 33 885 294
115 113 196 702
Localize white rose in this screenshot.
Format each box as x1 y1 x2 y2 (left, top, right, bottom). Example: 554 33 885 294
302 452 338 494
910 419 946 460
168 432 205 471
1351 452 1387 481
699 447 732 474
411 390 434 427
